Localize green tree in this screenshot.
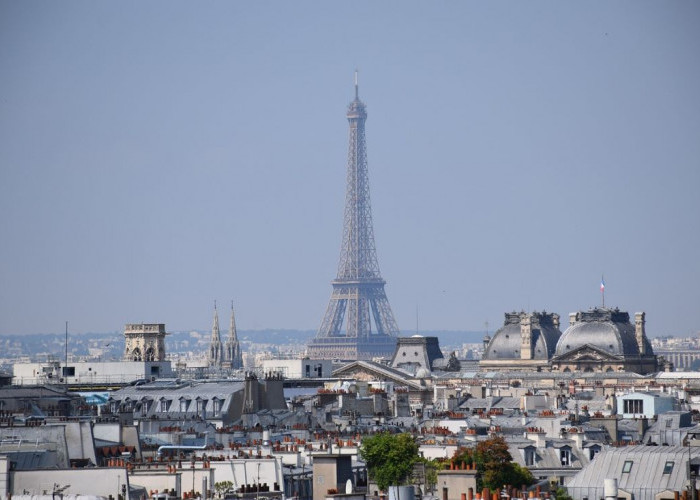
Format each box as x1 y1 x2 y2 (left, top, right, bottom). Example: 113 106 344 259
419 457 440 494
452 436 534 491
360 432 420 491
214 481 234 498
553 486 573 500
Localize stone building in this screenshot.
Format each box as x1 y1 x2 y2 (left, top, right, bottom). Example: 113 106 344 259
124 323 167 362
480 311 562 371
209 302 244 370
551 308 659 374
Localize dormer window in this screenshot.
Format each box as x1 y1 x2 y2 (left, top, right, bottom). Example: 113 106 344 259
525 448 536 466
160 399 171 412
180 399 190 412
560 448 571 466
213 398 223 415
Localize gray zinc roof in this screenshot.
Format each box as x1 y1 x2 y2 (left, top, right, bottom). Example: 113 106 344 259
566 445 694 500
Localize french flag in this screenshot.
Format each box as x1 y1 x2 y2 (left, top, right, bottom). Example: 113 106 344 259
600 277 605 292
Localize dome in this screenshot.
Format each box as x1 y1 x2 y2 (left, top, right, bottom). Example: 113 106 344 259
555 308 652 357
482 311 562 361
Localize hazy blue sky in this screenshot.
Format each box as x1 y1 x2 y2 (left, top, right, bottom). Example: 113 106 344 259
1 2 698 337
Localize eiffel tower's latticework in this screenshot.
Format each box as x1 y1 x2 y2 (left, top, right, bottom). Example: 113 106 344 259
308 76 399 361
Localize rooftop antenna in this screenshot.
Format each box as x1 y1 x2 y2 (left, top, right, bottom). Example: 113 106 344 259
416 304 419 334
354 69 359 100
64 321 68 385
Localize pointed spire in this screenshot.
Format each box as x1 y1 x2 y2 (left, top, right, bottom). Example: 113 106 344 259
212 300 220 338
228 301 238 341
225 301 243 370
209 300 222 367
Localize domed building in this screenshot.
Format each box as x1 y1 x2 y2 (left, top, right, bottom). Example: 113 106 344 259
551 308 659 374
480 311 562 371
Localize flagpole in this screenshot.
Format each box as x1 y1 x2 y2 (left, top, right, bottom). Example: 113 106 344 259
601 276 605 308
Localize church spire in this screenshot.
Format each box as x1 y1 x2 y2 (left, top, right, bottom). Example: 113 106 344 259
225 301 243 370
209 301 223 367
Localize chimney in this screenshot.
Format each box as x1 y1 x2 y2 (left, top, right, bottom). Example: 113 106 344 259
520 314 533 360
635 312 647 355
569 312 577 327
525 428 547 448
568 427 584 450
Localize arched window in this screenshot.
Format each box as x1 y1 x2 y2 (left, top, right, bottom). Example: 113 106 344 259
144 347 155 362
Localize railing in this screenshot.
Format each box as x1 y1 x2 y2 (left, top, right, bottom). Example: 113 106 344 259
12 373 147 386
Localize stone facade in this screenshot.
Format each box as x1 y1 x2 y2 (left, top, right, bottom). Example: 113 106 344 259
123 323 167 362
480 311 562 372
551 308 659 375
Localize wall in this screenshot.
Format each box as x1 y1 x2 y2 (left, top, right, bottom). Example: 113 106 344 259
11 468 128 497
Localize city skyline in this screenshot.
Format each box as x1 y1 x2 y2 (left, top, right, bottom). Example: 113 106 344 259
1 2 699 337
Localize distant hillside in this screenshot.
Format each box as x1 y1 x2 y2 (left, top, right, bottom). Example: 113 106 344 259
0 329 486 363
232 329 486 346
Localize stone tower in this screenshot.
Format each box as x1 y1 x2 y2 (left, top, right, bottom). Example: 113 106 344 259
124 323 167 361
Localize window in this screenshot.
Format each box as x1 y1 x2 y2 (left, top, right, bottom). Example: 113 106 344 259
663 461 674 474
196 399 207 413
213 399 223 415
560 448 571 466
666 419 673 428
622 460 633 473
623 399 644 414
160 399 171 412
180 399 190 412
525 448 536 466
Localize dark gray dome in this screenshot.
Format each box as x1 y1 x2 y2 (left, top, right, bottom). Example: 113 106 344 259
483 311 562 361
555 308 653 357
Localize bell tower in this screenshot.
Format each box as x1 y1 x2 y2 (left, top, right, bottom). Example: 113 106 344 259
124 323 167 361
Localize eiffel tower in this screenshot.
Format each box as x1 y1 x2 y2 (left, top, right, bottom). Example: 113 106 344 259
308 74 399 360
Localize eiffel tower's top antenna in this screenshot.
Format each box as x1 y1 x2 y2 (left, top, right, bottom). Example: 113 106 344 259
354 69 359 100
